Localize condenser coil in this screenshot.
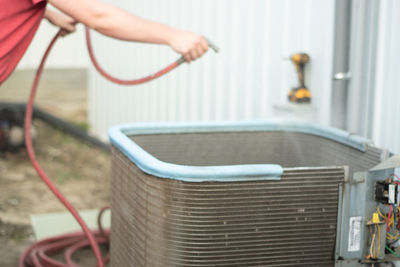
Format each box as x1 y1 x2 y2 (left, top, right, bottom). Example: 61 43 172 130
109 121 386 267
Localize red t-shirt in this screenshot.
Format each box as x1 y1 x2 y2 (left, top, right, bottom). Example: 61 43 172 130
0 0 46 85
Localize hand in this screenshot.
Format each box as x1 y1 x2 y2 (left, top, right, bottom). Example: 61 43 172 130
45 9 77 37
169 30 209 63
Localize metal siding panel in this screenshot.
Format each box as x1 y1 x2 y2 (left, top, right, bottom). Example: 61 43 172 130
89 0 335 138
347 0 380 137
259 0 272 118
309 0 335 125
373 0 400 154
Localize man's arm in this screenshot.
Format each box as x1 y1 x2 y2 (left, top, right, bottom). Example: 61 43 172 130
47 0 208 62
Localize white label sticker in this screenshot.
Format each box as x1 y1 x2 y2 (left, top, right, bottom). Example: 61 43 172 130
348 216 362 252
389 184 396 204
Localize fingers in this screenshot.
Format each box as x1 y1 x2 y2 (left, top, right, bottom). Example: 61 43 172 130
169 31 211 63
48 11 77 36
200 37 209 52
65 23 76 33
196 45 204 59
184 37 209 63
184 53 192 63
190 49 198 62
62 17 76 33
59 24 76 37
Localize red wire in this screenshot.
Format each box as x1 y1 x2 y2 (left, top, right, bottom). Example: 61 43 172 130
390 173 400 181
388 205 393 232
20 23 184 267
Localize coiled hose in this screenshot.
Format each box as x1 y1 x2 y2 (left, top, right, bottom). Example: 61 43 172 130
20 26 217 267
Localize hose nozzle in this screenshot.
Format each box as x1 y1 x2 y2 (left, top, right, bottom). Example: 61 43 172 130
205 38 220 53
176 38 219 65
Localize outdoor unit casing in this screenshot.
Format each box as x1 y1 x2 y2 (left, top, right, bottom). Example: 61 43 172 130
109 121 387 267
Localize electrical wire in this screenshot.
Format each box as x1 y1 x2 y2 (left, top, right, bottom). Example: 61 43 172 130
390 174 400 181
386 245 400 258
373 177 400 260
367 223 382 259
387 231 400 241
370 226 376 259
377 206 400 243
397 206 400 229
20 24 201 266
388 205 393 232
377 224 381 258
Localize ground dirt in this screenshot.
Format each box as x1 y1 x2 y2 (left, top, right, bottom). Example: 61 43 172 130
0 120 110 266
0 69 110 266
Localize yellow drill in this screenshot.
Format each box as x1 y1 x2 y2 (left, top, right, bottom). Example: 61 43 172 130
287 53 312 103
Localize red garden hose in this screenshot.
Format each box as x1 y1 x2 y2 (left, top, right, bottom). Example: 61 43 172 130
21 29 105 267
20 26 216 267
85 26 185 85
85 26 218 85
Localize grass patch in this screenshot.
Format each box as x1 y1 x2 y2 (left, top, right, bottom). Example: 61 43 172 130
57 171 80 184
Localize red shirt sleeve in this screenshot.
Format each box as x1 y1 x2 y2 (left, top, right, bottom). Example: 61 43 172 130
0 0 46 84
32 0 46 4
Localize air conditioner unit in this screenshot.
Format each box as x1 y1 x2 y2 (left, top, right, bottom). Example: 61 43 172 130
109 121 399 267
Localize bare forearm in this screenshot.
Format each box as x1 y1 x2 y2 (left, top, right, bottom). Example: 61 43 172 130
98 9 182 45
48 0 178 45
43 8 53 20
47 0 208 61
96 7 180 44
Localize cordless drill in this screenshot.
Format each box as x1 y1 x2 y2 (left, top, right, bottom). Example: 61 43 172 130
287 53 312 103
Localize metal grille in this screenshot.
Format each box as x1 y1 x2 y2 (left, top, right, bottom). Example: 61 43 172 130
111 154 344 266
111 131 385 266
130 132 385 176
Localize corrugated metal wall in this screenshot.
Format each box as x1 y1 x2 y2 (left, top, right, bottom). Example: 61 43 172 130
89 0 335 139
372 0 400 154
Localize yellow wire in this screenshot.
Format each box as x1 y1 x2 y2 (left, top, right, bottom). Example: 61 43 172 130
387 229 400 240
394 230 400 239
368 225 373 258
377 207 385 218
376 206 400 256
389 212 395 228
377 206 395 229
369 225 378 259
377 224 381 258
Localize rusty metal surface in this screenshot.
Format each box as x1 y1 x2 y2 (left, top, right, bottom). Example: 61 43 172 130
110 131 384 266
